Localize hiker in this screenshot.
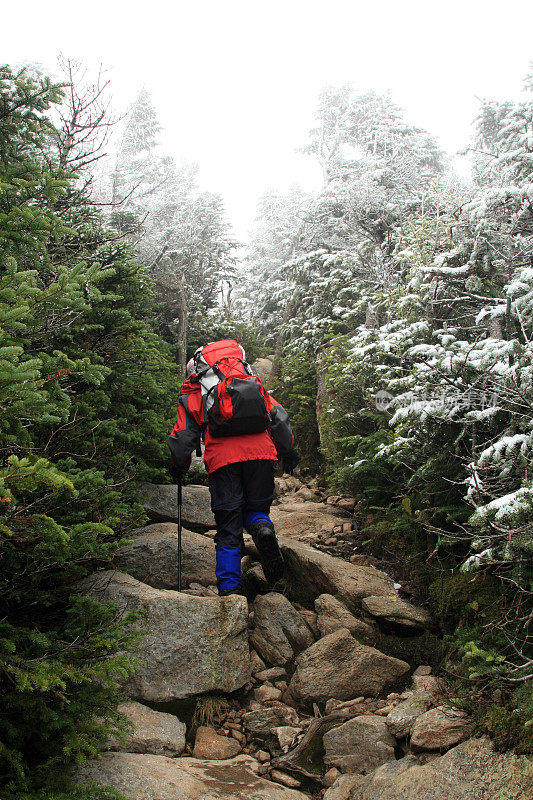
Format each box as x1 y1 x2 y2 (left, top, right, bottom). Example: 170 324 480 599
168 339 300 596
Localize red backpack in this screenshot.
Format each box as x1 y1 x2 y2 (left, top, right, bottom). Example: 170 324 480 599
192 339 273 437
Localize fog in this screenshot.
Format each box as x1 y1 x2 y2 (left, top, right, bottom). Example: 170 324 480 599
4 0 532 238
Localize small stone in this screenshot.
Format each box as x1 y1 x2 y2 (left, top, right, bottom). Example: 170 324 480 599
362 595 432 631
243 702 299 735
255 667 287 682
192 726 241 760
323 774 364 800
413 665 432 676
250 650 267 674
297 608 320 638
224 722 242 731
275 681 288 692
230 729 246 743
295 487 317 502
325 699 343 714
326 496 340 505
257 763 270 776
241 554 253 571
326 537 338 545
348 554 380 567
336 498 356 511
342 523 352 533
386 694 431 738
256 749 270 762
270 770 302 789
254 685 282 702
375 705 394 716
411 674 442 700
417 751 442 765
339 696 365 708
324 767 342 787
274 725 300 749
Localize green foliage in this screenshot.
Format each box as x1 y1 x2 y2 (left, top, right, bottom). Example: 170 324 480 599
187 312 263 364
273 349 321 472
428 572 505 633
483 687 533 754
191 694 230 733
16 785 131 800
0 64 177 791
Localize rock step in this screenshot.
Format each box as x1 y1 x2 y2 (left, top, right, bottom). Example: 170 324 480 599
324 737 533 800
139 482 214 530
107 701 186 756
116 522 216 589
80 571 249 702
76 752 310 799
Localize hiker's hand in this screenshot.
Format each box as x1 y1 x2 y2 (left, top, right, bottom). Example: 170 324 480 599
169 459 188 481
282 449 300 475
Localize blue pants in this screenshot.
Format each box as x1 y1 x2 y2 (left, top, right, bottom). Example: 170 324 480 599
208 459 276 593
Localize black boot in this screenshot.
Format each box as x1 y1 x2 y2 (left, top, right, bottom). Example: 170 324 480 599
219 588 245 597
249 520 285 586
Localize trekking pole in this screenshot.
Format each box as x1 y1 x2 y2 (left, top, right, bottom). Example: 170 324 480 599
177 475 182 592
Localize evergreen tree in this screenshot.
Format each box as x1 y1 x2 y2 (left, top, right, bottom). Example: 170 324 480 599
0 64 177 793
109 91 236 373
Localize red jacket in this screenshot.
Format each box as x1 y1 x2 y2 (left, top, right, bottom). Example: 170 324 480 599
168 378 295 474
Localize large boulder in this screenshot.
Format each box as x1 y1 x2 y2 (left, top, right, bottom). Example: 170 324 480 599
76 752 310 800
251 357 275 386
250 593 315 666
410 706 473 751
271 501 350 540
323 774 362 800
116 523 216 589
323 715 396 774
315 594 375 640
107 701 186 756
286 629 410 708
80 571 249 701
279 538 396 612
361 596 431 631
139 483 214 531
340 737 533 800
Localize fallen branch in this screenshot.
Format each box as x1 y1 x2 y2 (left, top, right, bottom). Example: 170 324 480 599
270 710 352 783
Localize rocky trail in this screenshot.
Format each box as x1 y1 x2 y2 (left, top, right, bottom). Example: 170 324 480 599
77 476 533 800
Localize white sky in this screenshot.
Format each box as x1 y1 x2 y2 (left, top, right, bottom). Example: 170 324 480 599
3 0 532 241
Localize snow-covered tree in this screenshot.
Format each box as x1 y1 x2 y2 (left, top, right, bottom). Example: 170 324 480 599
109 91 236 371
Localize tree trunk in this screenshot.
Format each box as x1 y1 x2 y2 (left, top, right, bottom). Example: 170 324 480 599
272 298 296 379
315 349 336 466
176 276 188 379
